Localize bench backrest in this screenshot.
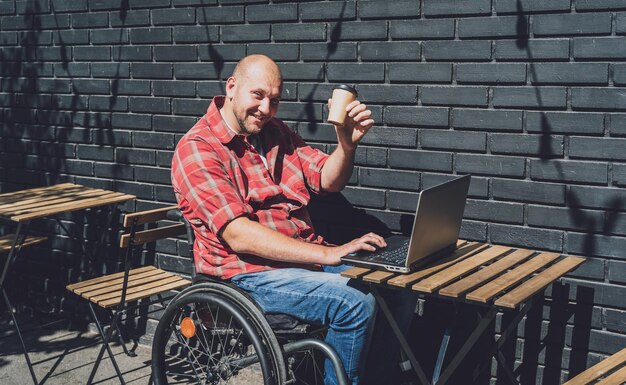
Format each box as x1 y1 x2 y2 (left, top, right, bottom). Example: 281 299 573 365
119 205 186 248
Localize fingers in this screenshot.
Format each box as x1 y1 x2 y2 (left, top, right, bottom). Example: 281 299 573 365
346 101 374 128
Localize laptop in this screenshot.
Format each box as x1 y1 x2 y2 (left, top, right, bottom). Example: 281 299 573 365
340 174 471 274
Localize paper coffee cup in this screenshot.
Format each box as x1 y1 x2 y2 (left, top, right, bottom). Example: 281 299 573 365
327 84 358 126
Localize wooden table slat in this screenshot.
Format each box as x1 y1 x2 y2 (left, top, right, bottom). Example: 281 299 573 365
0 188 111 215
0 234 47 252
563 347 626 385
595 365 626 385
494 256 585 309
340 267 371 279
412 245 511 294
465 252 560 303
0 183 77 204
363 270 396 284
439 248 535 298
387 242 489 288
12 193 135 222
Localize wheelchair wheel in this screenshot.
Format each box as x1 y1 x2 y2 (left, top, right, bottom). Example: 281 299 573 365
152 283 286 385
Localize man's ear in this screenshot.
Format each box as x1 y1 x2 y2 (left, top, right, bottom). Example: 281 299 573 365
225 77 236 99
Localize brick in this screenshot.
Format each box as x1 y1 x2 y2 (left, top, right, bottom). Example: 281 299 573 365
328 21 387 41
459 16 526 39
574 38 626 60
460 220 488 241
359 0 420 19
273 23 326 42
279 63 324 81
569 185 626 210
388 63 452 83
384 106 449 128
130 27 172 44
76 145 114 162
52 0 87 12
530 63 608 85
342 187 385 209
425 0 490 16
327 63 384 82
71 12 108 28
421 86 488 107
456 154 525 177
615 64 626 86
116 80 151 95
156 151 174 167
278 101 323 121
152 8 195 25
605 309 626 333
132 132 176 150
493 87 567 109
198 45 245 63
73 46 110 61
72 79 109 94
496 0 571 13
92 63 130 78
301 1 355 21
387 190 418 212
575 0 626 11
297 124 337 143
360 168 420 191
221 24 269 43
111 113 152 130
197 5 243 24
301 42 356 62
110 10 150 27
465 199 524 224
116 148 155 165
493 179 565 205
390 19 454 40
424 41 491 62
90 95 128 112
129 97 170 114
388 149 453 172
73 112 111 128
490 133 564 157
614 164 626 187
134 166 171 184
453 109 523 132
89 0 125 10
354 146 387 167
534 13 611 37
609 212 626 236
0 2 15 14
0 32 17 46
353 85 417 105
573 88 626 111
456 64 526 85
197 81 226 97
154 46 197 62
618 13 626 35
496 39 569 61
608 261 626 284
112 46 152 61
360 42 420 62
571 137 626 161
95 163 134 180
567 233 626 260
37 47 67 61
526 112 605 135
129 0 170 8
153 81 195 97
529 205 605 232
490 224 563 251
90 29 128 45
54 63 89 78
422 130 486 152
131 63 172 79
153 115 197 133
16 0 51 14
359 126 418 148
531 160 608 185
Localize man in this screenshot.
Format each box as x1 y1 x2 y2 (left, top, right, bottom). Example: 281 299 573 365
172 54 404 385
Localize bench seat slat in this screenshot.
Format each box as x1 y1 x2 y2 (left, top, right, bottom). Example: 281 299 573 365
66 266 157 291
0 234 47 252
98 278 191 308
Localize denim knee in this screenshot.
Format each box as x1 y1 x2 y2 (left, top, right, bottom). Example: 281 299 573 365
331 290 377 331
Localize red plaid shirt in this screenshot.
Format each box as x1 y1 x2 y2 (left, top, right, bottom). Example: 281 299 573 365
172 96 330 279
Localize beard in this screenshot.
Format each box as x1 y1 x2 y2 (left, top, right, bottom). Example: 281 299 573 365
234 107 266 135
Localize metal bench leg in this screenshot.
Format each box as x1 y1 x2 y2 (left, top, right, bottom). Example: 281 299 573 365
108 309 137 357
86 303 126 385
432 327 452 384
2 288 39 385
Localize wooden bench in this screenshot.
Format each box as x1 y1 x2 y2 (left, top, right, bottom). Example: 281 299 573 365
0 234 47 253
66 205 191 385
563 347 626 385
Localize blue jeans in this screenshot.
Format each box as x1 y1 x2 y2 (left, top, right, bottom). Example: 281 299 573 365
231 265 416 385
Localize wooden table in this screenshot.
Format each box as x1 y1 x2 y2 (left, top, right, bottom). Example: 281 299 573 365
0 183 135 385
341 240 585 385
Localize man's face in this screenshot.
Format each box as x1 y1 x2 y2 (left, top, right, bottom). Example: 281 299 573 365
226 69 282 135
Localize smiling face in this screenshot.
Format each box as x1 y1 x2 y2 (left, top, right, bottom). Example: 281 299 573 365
222 56 282 136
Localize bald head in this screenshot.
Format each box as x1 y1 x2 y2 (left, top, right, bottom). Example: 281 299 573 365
231 54 282 84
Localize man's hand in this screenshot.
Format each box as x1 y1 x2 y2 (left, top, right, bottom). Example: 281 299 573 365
328 99 375 150
324 232 387 265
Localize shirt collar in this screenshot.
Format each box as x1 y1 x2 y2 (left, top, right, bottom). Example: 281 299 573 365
205 96 242 145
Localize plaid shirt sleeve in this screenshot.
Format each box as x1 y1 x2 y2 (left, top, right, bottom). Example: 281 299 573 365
287 128 329 195
173 139 253 236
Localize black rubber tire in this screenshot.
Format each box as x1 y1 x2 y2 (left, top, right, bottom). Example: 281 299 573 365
152 283 286 385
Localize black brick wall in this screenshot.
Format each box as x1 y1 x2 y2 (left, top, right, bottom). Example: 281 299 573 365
1 1 625 383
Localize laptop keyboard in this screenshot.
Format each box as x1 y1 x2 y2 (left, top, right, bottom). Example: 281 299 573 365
361 239 410 266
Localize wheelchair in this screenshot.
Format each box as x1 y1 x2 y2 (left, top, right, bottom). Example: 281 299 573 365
150 211 349 385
